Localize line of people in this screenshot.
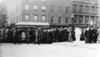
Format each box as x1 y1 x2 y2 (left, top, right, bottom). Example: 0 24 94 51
0 26 100 44
0 27 71 44
84 26 99 43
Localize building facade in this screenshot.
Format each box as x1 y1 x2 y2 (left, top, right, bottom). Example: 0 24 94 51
0 0 99 27
5 0 72 26
0 0 7 27
72 0 99 27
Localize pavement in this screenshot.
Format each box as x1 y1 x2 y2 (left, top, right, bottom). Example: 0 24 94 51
0 41 100 57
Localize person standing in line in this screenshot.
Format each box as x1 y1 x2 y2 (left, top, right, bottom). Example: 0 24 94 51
92 27 98 43
5 27 9 43
97 27 100 44
27 28 31 44
36 27 43 44
89 26 94 43
84 26 90 44
30 28 35 43
74 26 82 46
8 28 13 43
12 27 16 43
68 26 72 42
0 28 2 42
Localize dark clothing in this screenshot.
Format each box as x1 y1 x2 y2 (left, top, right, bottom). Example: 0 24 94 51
84 30 90 43
8 30 13 43
14 30 21 43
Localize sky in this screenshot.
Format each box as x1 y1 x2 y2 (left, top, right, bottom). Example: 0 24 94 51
0 0 3 2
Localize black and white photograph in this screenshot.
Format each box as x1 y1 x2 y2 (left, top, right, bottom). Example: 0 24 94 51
0 0 100 57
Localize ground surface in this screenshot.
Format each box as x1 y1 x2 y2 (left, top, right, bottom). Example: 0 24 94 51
0 42 100 57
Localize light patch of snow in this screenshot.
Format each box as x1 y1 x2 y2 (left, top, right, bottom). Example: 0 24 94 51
0 43 100 57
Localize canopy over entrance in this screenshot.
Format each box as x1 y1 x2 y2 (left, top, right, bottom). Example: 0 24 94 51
15 22 50 28
16 22 50 26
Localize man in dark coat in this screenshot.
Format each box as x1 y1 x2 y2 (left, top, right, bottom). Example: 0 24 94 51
30 28 36 44
89 27 94 43
8 28 13 43
84 27 90 44
92 28 98 43
63 28 69 41
37 27 43 44
14 28 21 44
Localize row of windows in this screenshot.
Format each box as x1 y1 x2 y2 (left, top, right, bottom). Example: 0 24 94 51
73 15 98 24
50 16 69 23
73 4 98 13
25 4 69 13
25 14 46 22
25 14 69 23
11 15 22 23
10 15 98 24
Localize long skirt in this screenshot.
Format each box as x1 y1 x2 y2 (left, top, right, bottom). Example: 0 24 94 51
74 35 81 45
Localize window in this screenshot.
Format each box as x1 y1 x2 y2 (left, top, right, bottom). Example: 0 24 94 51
20 15 22 21
17 6 18 13
25 4 29 10
79 15 83 24
91 16 95 23
11 18 12 23
58 6 62 13
33 5 37 10
96 7 98 12
65 17 69 23
42 6 46 12
20 4 22 12
65 7 69 13
91 6 95 12
17 16 18 22
85 6 89 12
42 15 46 22
96 16 99 23
51 16 54 22
79 5 83 12
34 14 38 21
25 14 29 21
73 15 77 23
85 16 89 24
73 4 77 12
50 6 54 12
58 17 61 23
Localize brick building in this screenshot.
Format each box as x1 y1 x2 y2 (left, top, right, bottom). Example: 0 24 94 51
0 0 99 27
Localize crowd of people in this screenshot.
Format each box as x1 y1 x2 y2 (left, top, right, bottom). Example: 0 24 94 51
0 26 100 44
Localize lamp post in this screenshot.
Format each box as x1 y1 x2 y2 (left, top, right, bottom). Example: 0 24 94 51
71 14 74 43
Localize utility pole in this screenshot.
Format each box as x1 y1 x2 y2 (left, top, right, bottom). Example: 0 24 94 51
71 14 74 43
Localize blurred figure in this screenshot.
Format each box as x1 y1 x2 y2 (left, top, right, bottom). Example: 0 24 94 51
0 27 2 42
30 28 36 44
97 27 100 43
8 28 13 43
74 26 82 46
36 27 43 44
14 28 21 44
68 27 72 42
5 28 9 42
84 26 90 44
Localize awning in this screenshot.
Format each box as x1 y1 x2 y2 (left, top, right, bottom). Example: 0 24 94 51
16 22 50 26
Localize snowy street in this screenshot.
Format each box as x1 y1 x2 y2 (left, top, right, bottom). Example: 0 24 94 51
0 42 100 57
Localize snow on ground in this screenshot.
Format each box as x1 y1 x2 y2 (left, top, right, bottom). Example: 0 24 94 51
0 42 100 57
